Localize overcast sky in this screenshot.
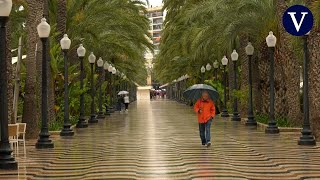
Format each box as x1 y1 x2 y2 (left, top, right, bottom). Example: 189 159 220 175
149 0 162 6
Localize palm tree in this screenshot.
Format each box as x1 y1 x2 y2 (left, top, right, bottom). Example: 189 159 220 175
275 0 301 125
22 0 44 139
156 0 303 125
308 0 320 140
57 0 67 40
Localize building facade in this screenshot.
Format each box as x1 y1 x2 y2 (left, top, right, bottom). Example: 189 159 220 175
145 5 165 86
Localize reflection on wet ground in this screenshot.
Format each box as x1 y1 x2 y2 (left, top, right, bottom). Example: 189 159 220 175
1 100 320 179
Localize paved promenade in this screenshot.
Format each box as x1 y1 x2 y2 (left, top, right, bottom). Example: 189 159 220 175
1 100 320 179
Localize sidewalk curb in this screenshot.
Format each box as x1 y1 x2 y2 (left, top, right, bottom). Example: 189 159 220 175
49 124 77 136
240 118 302 133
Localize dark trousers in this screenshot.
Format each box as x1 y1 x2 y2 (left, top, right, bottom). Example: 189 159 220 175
125 103 129 110
199 119 213 145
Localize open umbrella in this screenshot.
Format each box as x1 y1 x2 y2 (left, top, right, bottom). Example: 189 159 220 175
118 91 129 95
183 84 219 103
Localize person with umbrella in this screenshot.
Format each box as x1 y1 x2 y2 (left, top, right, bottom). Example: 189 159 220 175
124 94 130 111
194 91 216 147
183 84 219 147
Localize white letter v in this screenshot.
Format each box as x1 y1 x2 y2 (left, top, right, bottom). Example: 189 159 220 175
287 12 308 32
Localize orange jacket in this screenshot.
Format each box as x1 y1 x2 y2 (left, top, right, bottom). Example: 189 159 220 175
194 99 216 123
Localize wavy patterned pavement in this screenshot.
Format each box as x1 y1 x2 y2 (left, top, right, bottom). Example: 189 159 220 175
1 100 320 180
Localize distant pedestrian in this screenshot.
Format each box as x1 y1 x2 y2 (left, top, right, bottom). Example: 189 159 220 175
124 95 130 111
116 95 122 111
193 91 215 147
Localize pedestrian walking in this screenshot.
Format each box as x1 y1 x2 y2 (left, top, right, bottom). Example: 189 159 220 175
124 94 130 111
193 91 216 147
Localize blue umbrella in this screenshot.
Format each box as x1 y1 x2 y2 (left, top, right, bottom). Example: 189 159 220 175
183 84 219 103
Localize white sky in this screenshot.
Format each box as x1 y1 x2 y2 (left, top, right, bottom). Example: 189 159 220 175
149 0 163 6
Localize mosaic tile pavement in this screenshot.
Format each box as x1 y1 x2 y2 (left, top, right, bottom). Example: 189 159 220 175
1 100 320 180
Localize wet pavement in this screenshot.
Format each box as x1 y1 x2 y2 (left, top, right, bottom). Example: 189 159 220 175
1 100 320 179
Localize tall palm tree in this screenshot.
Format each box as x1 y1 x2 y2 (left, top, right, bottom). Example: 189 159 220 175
57 0 66 40
275 0 301 125
23 0 44 138
308 0 320 140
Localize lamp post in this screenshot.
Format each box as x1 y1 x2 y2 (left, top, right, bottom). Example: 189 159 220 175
265 31 279 134
213 60 219 80
221 55 229 117
206 63 212 72
0 0 18 169
201 66 206 83
112 67 117 110
88 52 98 123
108 64 115 113
97 57 105 119
298 33 316 145
76 44 88 128
35 18 54 148
231 50 240 121
245 42 257 126
104 61 111 116
59 34 74 136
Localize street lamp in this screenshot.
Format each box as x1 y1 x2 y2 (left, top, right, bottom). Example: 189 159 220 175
59 34 74 136
298 33 316 145
97 57 105 119
265 31 279 134
88 52 98 123
231 50 240 121
108 64 115 113
201 66 206 83
104 61 111 115
112 67 117 109
221 55 229 117
245 42 257 126
76 44 88 128
213 60 219 80
35 18 54 148
206 63 212 71
0 0 18 169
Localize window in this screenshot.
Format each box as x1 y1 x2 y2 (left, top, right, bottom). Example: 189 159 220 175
153 25 162 30
153 18 163 24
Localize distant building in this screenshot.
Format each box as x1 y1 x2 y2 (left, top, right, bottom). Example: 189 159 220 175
145 5 165 85
147 5 164 55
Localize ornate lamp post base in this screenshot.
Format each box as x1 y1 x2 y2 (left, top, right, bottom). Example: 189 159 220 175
0 161 17 170
221 109 229 117
60 123 74 136
265 122 279 134
0 145 18 170
76 117 88 128
36 133 54 149
88 115 98 123
97 112 105 119
0 156 17 170
108 107 115 113
245 116 257 126
298 129 316 146
105 110 111 116
231 112 241 121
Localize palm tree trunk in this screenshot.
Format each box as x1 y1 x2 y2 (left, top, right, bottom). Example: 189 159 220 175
258 42 270 114
239 35 249 117
23 0 44 139
275 0 302 125
307 28 320 141
57 0 67 40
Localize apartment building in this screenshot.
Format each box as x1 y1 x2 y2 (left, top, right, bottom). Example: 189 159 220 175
145 5 165 85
